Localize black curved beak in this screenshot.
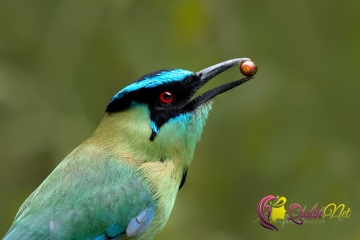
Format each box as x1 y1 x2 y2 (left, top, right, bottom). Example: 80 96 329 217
188 58 255 107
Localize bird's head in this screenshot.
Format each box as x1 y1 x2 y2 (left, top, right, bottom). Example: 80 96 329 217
93 58 255 164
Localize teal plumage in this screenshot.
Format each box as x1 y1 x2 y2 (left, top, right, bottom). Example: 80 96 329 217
4 58 254 240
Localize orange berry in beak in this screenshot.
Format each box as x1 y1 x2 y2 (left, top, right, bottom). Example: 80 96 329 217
240 60 258 77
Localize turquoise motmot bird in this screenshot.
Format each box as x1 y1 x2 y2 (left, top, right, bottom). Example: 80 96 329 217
4 58 255 240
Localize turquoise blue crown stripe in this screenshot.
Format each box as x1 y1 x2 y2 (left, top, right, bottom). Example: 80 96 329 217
111 69 194 101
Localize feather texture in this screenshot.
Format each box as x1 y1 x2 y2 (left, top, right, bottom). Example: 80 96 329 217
5 103 212 240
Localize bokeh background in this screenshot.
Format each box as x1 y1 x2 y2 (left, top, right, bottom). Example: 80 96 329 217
1 1 359 239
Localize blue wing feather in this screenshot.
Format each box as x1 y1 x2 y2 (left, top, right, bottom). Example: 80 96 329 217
126 207 155 237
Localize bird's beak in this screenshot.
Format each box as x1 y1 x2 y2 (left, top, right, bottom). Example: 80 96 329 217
196 58 250 84
189 58 255 106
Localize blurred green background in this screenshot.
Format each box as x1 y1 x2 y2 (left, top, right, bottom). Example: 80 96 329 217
1 0 359 239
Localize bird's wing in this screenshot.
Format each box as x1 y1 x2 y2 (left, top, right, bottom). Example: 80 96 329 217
4 152 156 240
94 207 155 240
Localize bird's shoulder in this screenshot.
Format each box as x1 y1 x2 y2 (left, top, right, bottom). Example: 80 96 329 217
5 143 156 239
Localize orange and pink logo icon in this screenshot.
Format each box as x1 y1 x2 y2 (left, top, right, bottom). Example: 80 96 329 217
257 195 287 231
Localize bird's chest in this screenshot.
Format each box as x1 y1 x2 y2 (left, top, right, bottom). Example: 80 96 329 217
138 160 182 236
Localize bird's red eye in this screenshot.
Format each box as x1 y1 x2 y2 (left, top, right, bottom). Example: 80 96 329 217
159 91 174 104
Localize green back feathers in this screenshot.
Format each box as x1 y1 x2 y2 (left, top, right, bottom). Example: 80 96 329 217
10 144 155 239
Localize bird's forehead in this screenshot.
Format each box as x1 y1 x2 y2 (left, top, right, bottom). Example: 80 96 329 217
111 69 194 101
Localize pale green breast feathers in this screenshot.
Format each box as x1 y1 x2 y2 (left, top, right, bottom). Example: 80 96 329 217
91 102 212 233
